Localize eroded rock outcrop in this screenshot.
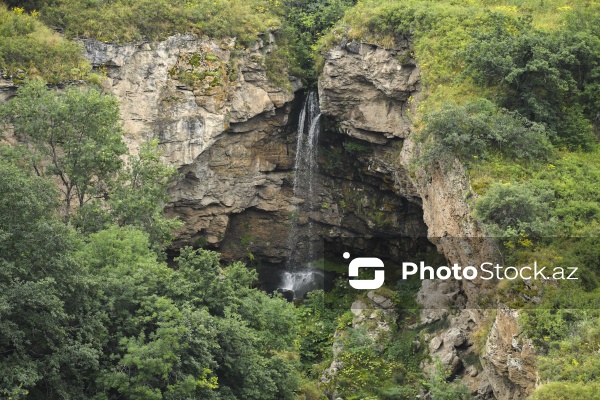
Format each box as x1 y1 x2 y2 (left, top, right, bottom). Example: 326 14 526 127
481 308 536 399
82 34 300 261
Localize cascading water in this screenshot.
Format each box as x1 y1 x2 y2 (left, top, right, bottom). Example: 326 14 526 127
279 91 324 299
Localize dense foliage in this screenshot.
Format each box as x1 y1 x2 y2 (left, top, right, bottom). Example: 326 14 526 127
464 12 600 150
276 0 356 84
1 80 127 218
421 99 552 164
0 79 181 251
0 159 300 399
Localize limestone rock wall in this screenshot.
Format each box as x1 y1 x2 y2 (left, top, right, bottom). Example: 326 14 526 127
82 34 299 261
81 34 432 264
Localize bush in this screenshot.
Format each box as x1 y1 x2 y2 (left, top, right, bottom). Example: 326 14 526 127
426 359 474 400
533 381 600 400
475 181 557 239
464 12 600 150
421 99 553 164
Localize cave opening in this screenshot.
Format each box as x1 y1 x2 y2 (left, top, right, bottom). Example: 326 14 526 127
249 91 442 300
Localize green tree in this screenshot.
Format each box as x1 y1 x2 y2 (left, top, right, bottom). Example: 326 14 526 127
74 228 300 399
0 160 103 399
74 139 182 250
1 79 128 219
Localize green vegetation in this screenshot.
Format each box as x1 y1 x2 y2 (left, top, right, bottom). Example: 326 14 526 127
463 11 600 151
77 139 183 250
475 181 557 239
277 0 357 85
40 0 281 45
168 50 235 95
343 140 372 154
1 0 358 88
426 359 473 400
420 99 552 165
0 5 91 83
4 0 600 398
0 176 299 398
0 79 181 251
293 245 460 399
1 80 127 218
0 79 299 398
295 283 426 400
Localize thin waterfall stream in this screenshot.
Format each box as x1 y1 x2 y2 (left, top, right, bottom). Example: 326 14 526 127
279 91 324 299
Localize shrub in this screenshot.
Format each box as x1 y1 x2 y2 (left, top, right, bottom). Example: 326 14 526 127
421 99 553 164
475 181 557 239
426 358 474 400
533 381 600 400
464 12 600 150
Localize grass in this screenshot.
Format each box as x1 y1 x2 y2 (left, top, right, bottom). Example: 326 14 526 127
40 0 282 45
0 5 92 83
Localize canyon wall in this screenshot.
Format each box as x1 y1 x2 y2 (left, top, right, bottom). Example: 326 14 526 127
81 34 299 263
80 35 431 266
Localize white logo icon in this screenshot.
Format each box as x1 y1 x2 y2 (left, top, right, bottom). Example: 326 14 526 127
345 252 385 290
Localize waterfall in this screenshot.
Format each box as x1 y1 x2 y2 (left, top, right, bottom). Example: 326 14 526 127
279 91 324 300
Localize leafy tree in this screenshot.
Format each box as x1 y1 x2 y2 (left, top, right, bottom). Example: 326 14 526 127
74 139 182 250
0 143 299 399
1 79 128 219
75 228 300 399
109 139 182 249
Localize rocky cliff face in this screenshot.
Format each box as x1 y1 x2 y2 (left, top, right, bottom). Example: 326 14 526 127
0 31 536 399
318 39 536 399
80 34 433 268
82 34 300 262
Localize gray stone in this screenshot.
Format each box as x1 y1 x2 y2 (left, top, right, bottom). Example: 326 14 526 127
444 327 466 348
429 336 443 352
